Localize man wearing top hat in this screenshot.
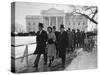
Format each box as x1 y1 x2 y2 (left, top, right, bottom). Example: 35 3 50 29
57 24 68 68
33 23 48 68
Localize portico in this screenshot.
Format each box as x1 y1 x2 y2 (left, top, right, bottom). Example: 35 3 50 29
41 8 66 31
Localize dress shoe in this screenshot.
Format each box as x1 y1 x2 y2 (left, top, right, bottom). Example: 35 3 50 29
44 62 47 65
32 65 38 68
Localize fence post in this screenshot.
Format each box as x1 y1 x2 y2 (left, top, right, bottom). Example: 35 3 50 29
20 44 29 69
26 45 28 68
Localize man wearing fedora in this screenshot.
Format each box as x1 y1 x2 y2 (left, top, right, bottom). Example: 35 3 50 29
33 23 48 68
57 24 68 68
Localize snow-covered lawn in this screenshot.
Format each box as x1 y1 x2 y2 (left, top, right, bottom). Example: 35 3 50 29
11 36 37 72
11 36 36 46
11 36 36 58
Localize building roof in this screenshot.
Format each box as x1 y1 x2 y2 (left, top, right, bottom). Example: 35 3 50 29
41 8 65 16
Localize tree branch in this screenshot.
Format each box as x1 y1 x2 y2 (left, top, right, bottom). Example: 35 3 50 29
71 6 98 24
91 9 97 19
74 12 97 24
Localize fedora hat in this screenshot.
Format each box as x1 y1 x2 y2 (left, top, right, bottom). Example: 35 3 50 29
60 24 65 28
53 26 56 29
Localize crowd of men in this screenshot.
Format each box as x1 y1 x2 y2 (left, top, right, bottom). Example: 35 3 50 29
66 28 86 52
32 23 87 70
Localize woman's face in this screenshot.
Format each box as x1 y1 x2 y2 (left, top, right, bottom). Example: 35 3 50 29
47 28 52 33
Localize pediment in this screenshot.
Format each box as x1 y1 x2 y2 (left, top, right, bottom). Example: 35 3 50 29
41 8 65 15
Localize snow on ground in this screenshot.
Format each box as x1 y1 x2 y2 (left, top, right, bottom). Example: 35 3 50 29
11 36 36 46
11 36 97 72
11 36 36 58
65 48 97 70
11 36 37 72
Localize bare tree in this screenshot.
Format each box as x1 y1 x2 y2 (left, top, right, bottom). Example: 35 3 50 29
70 5 98 25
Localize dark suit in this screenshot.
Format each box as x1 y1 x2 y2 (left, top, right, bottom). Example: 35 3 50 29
76 31 81 47
57 31 68 67
33 30 48 67
54 31 60 56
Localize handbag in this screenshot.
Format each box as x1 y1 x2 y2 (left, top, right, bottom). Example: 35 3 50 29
48 39 54 44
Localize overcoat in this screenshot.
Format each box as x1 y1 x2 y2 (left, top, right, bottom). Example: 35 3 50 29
57 31 68 57
34 30 48 54
47 32 56 57
67 31 74 48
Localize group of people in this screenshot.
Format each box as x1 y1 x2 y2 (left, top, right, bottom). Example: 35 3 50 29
66 28 86 52
32 23 86 69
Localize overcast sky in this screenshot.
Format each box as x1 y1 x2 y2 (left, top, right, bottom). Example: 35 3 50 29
14 2 97 31
15 2 74 28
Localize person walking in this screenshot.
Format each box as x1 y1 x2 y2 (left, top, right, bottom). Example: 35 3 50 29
76 29 81 48
81 31 85 47
72 29 75 50
67 28 73 53
33 23 48 68
46 27 56 67
52 26 60 58
84 33 89 52
57 24 68 68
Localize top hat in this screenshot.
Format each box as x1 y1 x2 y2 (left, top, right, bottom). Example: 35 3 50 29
53 26 56 29
38 23 44 28
60 24 65 28
68 28 70 30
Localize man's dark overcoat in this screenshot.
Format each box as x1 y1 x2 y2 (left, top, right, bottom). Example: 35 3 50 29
34 30 48 54
57 31 68 58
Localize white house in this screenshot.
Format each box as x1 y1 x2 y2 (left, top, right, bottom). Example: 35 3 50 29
26 8 88 32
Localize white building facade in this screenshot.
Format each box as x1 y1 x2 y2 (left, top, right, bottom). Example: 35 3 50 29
26 8 88 32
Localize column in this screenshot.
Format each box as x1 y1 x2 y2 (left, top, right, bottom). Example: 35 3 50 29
49 16 51 26
63 15 65 25
42 16 44 23
56 16 58 30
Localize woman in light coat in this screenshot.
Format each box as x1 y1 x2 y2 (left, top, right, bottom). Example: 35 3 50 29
46 27 56 67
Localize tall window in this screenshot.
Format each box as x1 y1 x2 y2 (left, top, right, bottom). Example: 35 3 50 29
28 22 31 26
33 22 36 31
83 22 85 25
78 22 80 25
73 22 75 25
51 17 56 26
27 22 31 32
69 22 70 25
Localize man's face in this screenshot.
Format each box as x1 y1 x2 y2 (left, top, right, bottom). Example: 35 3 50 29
38 26 42 31
60 28 64 32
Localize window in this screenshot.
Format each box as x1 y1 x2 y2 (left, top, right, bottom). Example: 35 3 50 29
33 22 36 25
78 22 80 25
28 22 31 26
69 22 70 25
73 22 75 25
83 22 85 25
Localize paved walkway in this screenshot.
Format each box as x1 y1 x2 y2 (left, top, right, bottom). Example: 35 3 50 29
20 49 78 73
20 47 97 73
